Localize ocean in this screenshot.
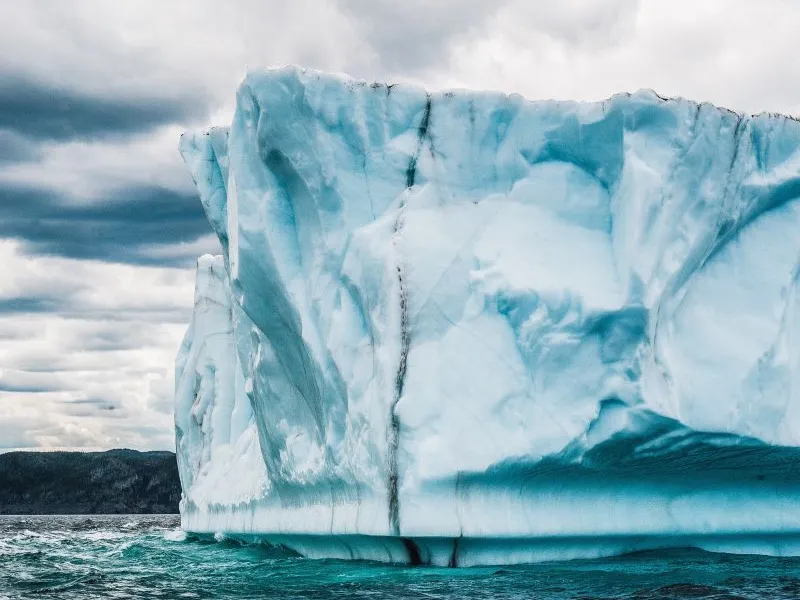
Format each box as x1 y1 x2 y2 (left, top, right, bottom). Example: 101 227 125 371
1 514 799 599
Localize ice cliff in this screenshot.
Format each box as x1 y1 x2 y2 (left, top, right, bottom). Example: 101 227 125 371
175 67 800 566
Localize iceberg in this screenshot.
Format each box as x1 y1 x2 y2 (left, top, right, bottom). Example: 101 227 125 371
175 67 800 566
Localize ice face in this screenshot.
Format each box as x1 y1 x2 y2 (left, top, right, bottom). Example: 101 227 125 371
175 67 800 565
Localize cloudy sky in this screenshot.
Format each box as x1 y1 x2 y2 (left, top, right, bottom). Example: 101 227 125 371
2 0 799 451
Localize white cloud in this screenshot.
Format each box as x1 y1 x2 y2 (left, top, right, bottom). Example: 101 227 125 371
445 0 800 115
0 241 193 449
0 127 196 199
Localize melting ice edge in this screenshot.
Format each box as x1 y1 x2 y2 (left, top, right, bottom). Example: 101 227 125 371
174 67 800 566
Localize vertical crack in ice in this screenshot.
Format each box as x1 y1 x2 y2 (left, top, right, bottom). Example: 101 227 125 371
448 536 461 568
405 95 432 188
388 95 432 536
401 537 423 566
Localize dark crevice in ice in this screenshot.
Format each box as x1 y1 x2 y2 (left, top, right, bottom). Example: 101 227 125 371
405 96 432 188
448 536 461 568
401 537 423 566
388 95 432 537
387 248 408 534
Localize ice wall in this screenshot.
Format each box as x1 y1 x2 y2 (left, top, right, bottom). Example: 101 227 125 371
175 67 800 565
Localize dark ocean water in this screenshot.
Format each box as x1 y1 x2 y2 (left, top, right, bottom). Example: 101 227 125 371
2 515 800 599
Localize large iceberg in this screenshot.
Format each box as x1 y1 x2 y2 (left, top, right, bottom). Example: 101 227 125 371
175 67 800 566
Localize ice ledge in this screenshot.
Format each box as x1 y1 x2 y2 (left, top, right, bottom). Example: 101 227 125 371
181 422 800 565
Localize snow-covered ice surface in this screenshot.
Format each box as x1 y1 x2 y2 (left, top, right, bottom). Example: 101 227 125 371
175 67 800 566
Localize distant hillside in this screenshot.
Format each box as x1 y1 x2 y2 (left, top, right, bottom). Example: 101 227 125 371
0 449 181 514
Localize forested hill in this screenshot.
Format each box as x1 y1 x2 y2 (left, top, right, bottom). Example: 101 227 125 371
0 450 181 514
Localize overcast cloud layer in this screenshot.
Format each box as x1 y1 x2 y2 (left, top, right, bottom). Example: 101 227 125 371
2 0 800 451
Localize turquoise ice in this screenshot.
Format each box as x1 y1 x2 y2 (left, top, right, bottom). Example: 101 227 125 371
175 67 800 566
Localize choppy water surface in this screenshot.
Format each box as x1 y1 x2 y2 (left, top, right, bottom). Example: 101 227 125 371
2 515 800 599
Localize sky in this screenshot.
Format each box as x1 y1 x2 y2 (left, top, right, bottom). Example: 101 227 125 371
2 0 800 452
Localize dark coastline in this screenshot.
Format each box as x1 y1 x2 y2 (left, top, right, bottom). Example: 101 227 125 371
0 449 181 515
